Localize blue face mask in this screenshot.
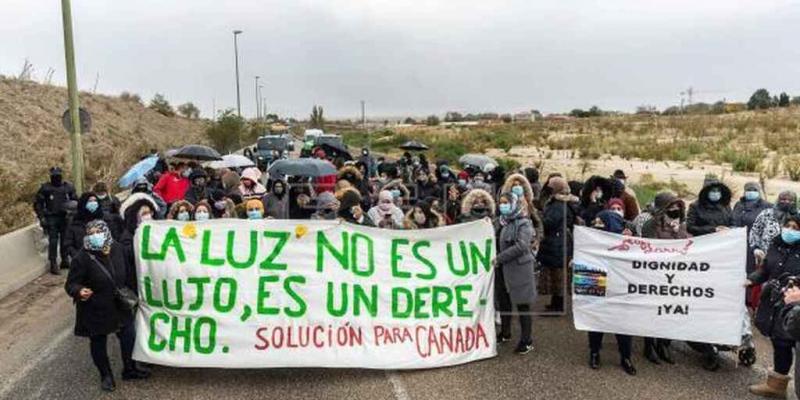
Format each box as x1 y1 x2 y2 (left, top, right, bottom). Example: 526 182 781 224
511 185 524 197
247 210 263 220
708 190 722 203
177 211 190 221
745 191 760 201
782 228 800 244
391 189 401 198
88 232 106 250
85 201 99 213
195 211 210 221
499 203 512 215
458 179 467 187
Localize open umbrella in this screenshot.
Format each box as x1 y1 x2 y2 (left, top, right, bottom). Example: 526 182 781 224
318 143 353 161
162 148 180 158
399 140 429 151
173 144 222 161
118 155 158 188
268 159 337 177
206 154 255 169
459 154 497 169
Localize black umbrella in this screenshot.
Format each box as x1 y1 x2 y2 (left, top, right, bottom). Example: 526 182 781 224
268 159 337 177
173 145 223 161
399 140 429 151
319 143 353 161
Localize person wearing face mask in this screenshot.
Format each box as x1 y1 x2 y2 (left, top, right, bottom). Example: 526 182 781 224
64 192 107 263
750 191 798 269
208 190 237 219
612 170 640 220
311 192 341 220
338 190 374 226
65 220 150 392
193 201 213 222
746 215 800 398
502 173 545 250
153 162 190 206
368 190 405 229
91 182 121 215
184 169 214 205
413 169 441 202
34 167 78 274
580 176 612 225
166 200 194 222
238 167 268 200
381 172 410 208
687 177 733 238
403 200 444 229
494 192 536 355
537 177 580 314
262 180 290 219
733 182 773 286
586 209 637 375
639 192 688 366
244 199 265 220
471 171 493 193
458 188 496 223
118 192 160 277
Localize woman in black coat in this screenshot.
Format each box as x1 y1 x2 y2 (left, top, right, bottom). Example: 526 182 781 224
65 220 149 392
746 215 800 398
63 192 106 261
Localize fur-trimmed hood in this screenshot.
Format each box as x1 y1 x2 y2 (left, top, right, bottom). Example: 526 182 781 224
404 207 446 229
502 173 534 205
120 193 159 220
167 200 194 220
337 165 364 184
460 189 496 216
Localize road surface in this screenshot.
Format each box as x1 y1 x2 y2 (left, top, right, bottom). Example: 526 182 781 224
0 273 792 400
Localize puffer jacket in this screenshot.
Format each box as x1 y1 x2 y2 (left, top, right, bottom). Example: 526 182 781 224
537 193 580 269
687 178 733 236
496 214 536 304
502 173 545 246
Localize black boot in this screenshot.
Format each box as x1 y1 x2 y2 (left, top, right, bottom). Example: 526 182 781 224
49 260 61 275
496 332 511 344
122 362 152 380
656 341 675 365
545 295 564 314
589 352 600 369
621 358 637 376
702 350 720 372
100 374 115 392
644 341 660 365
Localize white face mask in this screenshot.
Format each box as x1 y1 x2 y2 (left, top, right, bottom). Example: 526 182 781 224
195 211 210 221
612 209 624 218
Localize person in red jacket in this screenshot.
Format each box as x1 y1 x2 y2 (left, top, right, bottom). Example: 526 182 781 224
313 149 336 193
153 162 190 205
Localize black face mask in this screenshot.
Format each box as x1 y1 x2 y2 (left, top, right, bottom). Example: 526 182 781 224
777 203 794 213
50 174 63 186
472 207 488 216
666 209 682 219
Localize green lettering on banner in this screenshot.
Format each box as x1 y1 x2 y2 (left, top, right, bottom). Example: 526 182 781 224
390 239 411 278
412 240 437 280
140 225 186 263
227 230 257 269
283 275 307 317
391 287 412 318
414 286 431 318
256 275 280 315
353 284 378 317
187 277 211 311
260 231 290 270
470 239 493 272
143 276 162 307
455 284 473 317
193 317 217 354
148 312 169 351
200 230 224 266
349 233 375 277
169 315 192 353
162 279 184 311
431 286 454 317
213 278 237 313
316 231 349 272
446 242 471 276
326 282 348 317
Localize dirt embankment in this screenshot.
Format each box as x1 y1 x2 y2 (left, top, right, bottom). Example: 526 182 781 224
0 77 208 233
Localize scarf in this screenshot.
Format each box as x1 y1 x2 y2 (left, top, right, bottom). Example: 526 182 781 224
83 219 113 254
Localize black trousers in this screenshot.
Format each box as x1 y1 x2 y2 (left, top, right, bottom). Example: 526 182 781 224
772 337 795 375
644 337 671 350
496 268 533 343
589 332 632 360
46 216 68 263
89 322 135 377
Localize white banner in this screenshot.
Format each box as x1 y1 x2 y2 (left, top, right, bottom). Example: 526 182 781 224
572 226 746 346
132 219 496 369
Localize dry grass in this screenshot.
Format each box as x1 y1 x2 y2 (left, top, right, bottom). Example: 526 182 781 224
0 77 208 233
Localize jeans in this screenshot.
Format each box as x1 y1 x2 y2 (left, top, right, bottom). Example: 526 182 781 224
89 322 135 377
589 332 632 360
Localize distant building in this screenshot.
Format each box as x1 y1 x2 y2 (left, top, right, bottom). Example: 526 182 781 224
513 112 534 123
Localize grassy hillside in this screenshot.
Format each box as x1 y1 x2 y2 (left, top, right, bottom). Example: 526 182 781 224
0 77 207 233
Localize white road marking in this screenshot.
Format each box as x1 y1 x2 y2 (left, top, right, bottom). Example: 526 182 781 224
0 326 72 399
385 370 411 400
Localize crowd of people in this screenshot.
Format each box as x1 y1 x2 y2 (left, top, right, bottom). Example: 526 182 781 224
32 146 800 397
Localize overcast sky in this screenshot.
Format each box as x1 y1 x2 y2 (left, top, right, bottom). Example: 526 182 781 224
2 0 799 119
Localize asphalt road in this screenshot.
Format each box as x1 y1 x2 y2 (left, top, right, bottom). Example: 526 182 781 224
0 274 793 400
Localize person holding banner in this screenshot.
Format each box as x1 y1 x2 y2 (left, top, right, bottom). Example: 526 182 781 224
746 215 800 398
494 192 536 354
640 192 688 365
65 220 150 392
587 209 636 375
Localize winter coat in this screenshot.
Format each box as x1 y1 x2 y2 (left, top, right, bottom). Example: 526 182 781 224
458 189 496 223
65 243 136 337
239 168 268 200
97 194 121 215
537 194 580 269
750 237 800 340
64 193 121 259
184 184 214 205
750 208 787 253
641 192 689 240
579 176 613 224
496 214 536 304
687 178 733 236
262 192 290 219
34 181 77 220
502 173 545 247
153 171 190 204
781 302 800 398
733 197 772 273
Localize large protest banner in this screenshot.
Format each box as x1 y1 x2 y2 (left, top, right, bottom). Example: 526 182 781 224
572 226 746 346
132 219 496 369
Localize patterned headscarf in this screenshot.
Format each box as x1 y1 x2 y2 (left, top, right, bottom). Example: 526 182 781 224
84 219 114 254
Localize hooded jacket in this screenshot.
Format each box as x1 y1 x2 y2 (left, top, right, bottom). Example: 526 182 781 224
641 192 689 239
64 193 108 259
580 176 613 224
239 167 267 199
184 169 214 205
537 192 580 269
502 173 545 246
458 189 496 223
687 178 733 236
495 194 536 305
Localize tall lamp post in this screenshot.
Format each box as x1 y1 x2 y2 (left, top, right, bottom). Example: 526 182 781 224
254 75 260 120
233 30 243 117
60 0 84 193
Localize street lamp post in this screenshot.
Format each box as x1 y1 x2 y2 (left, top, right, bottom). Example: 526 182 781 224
233 30 243 117
60 0 85 193
254 75 260 120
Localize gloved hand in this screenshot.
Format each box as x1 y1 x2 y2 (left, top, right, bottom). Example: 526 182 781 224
754 249 766 266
